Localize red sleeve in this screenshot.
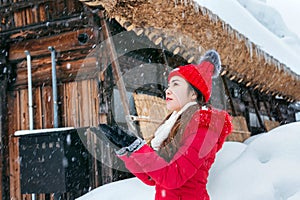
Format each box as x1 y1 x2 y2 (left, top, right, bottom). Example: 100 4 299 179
119 154 155 186
128 109 232 190
130 128 208 189
216 112 233 151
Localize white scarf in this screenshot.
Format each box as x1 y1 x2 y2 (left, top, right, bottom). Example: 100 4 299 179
151 102 197 150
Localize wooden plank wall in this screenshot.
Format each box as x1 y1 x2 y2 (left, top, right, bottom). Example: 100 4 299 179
9 28 97 89
0 0 83 32
1 1 122 198
6 23 107 199
7 78 101 199
0 79 8 200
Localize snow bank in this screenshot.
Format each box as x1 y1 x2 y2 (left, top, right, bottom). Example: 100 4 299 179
77 177 154 200
77 122 300 200
208 122 300 200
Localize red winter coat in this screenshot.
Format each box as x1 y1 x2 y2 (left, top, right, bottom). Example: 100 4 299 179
119 107 232 200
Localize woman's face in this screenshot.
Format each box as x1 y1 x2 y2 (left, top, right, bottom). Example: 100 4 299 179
165 76 196 112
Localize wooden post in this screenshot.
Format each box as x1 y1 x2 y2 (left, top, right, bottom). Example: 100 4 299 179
0 79 8 200
248 89 266 132
262 97 272 120
98 11 137 135
270 97 283 123
0 46 10 200
221 76 237 116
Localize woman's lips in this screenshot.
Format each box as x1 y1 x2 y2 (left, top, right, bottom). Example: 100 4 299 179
166 97 172 101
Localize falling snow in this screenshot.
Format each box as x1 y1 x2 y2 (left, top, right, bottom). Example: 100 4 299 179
75 0 300 199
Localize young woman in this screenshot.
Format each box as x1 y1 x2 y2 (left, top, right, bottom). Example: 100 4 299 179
96 50 233 200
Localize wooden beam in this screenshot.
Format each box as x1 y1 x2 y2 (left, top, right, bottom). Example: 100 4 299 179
7 90 21 200
248 89 266 132
220 70 227 76
229 75 236 81
182 50 195 63
262 97 273 121
8 28 98 89
163 36 181 55
0 0 52 11
98 11 137 134
0 47 10 199
270 97 284 123
9 28 94 61
221 76 237 116
254 85 260 90
1 13 85 39
246 82 252 87
133 27 144 36
145 29 163 45
0 78 10 200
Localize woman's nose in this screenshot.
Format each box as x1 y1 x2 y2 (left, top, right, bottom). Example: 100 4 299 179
165 87 171 95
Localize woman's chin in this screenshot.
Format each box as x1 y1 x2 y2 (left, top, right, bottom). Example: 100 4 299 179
166 105 174 112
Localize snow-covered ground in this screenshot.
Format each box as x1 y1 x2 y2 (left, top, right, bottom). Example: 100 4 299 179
77 122 300 200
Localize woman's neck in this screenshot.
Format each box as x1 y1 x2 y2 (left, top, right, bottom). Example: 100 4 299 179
173 101 197 114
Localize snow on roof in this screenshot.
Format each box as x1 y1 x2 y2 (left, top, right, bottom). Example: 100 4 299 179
195 0 300 75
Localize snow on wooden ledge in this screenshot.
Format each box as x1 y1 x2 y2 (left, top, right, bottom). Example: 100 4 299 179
14 127 75 137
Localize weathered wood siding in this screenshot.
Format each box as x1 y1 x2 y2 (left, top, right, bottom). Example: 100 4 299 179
7 79 101 199
0 79 9 200
1 1 126 199
0 0 83 32
6 11 105 197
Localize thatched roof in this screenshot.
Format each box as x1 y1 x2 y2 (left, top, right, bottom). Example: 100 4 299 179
80 0 300 101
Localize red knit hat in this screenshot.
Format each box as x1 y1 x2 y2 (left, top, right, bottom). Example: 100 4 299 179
168 50 221 102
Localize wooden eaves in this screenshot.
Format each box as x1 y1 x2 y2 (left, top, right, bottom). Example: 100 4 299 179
80 0 300 102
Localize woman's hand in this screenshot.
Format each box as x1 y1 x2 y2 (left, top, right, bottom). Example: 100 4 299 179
91 124 138 148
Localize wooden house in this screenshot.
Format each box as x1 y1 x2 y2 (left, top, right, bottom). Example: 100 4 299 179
0 0 299 199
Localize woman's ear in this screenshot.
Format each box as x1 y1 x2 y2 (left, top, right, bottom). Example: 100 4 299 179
191 92 197 100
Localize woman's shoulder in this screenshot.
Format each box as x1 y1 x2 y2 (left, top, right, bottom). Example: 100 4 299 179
198 106 231 117
191 106 232 129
